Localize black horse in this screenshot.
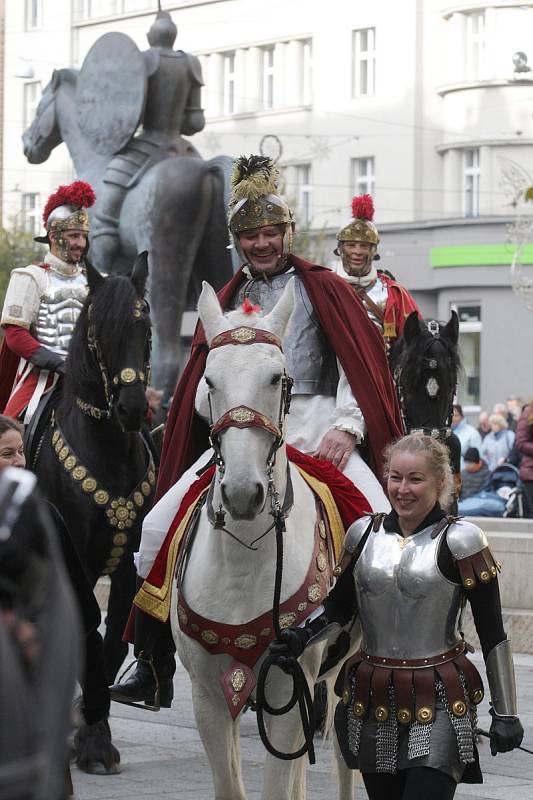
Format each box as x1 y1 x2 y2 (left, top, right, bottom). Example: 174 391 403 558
390 311 462 504
30 253 155 683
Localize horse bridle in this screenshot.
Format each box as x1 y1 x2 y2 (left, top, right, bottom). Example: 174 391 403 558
395 320 456 440
75 298 151 422
206 326 294 541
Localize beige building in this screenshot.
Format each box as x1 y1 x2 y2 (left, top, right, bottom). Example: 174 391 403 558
3 0 533 410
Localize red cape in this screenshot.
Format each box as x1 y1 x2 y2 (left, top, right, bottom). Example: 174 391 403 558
0 339 21 413
156 255 403 502
379 273 421 340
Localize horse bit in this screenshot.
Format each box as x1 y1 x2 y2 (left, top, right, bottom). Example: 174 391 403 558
206 326 294 549
75 299 151 422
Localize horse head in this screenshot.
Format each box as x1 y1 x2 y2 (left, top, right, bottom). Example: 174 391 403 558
63 252 151 432
392 310 460 436
198 280 295 521
22 68 80 164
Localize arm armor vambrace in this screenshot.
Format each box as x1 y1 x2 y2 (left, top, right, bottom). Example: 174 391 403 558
485 639 519 717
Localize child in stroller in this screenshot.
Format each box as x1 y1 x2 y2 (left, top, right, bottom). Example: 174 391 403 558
458 463 526 517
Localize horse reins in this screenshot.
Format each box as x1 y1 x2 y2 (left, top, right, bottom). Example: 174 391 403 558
205 325 317 764
75 298 151 422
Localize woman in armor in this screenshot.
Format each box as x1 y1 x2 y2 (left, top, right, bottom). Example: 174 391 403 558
275 433 523 799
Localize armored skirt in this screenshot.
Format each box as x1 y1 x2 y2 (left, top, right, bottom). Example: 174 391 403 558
328 506 505 783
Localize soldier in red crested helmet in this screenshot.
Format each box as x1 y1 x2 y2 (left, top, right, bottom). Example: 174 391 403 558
334 195 420 352
0 181 96 423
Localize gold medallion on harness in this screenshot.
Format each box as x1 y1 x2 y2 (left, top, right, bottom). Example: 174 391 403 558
316 553 327 572
230 668 247 692
113 533 127 546
452 700 467 717
232 694 240 706
72 466 87 481
234 633 257 650
133 491 144 507
148 470 156 485
375 706 389 722
397 708 412 724
54 438 64 454
342 689 350 705
259 628 271 637
353 701 365 718
177 605 188 626
59 446 69 461
115 506 129 521
279 612 297 629
416 707 433 724
229 408 255 424
231 327 256 343
52 430 60 446
308 584 322 603
120 368 137 384
94 490 109 506
201 629 219 645
64 455 77 471
141 481 151 496
471 688 484 704
82 477 97 493
110 547 124 558
298 602 307 612
318 520 327 539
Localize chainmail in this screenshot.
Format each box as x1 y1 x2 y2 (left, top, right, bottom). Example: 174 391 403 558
347 669 363 756
407 684 433 761
376 681 398 773
436 674 475 764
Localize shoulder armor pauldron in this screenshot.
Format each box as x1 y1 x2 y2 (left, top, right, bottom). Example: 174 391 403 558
446 520 498 590
333 513 384 578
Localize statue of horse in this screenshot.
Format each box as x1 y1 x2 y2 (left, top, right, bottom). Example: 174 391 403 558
164 281 359 800
22 68 234 399
390 311 462 504
0 467 81 800
29 252 155 687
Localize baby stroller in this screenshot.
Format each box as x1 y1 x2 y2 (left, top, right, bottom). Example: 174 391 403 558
458 463 526 518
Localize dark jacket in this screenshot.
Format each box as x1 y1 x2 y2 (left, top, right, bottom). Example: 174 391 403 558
460 463 491 499
516 405 533 482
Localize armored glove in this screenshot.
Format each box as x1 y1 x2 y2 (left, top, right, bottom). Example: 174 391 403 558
489 708 524 755
30 345 66 376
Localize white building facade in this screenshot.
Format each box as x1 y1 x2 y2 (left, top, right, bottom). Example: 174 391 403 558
3 0 533 410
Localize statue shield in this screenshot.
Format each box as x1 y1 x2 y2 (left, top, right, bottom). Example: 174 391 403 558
76 32 147 156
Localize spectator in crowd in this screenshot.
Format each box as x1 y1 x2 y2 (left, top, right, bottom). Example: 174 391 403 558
460 447 490 500
452 403 482 468
494 402 516 432
515 400 533 518
507 396 523 430
477 411 491 440
481 413 515 472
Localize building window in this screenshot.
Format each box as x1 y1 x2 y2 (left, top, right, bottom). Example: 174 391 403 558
25 0 42 30
223 51 236 116
464 10 486 81
352 157 375 197
21 193 40 235
452 303 481 409
23 82 41 129
73 0 155 19
262 46 276 110
352 28 376 97
462 148 480 218
295 164 312 226
302 39 313 105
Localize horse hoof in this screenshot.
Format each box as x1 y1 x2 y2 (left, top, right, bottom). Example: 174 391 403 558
73 718 121 776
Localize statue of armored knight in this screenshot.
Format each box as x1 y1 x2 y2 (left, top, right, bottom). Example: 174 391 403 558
0 181 95 423
87 9 205 269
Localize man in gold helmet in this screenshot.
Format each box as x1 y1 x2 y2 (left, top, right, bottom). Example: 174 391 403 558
109 155 403 709
0 181 95 423
334 194 420 350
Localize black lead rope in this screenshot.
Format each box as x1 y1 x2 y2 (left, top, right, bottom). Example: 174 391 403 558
255 512 317 765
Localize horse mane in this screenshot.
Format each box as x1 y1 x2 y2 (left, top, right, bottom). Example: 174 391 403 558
225 308 262 328
392 321 461 387
58 274 145 417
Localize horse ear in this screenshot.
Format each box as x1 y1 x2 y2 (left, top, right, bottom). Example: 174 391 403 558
198 281 225 344
260 279 295 341
441 310 459 346
403 310 421 344
85 258 105 294
131 251 149 297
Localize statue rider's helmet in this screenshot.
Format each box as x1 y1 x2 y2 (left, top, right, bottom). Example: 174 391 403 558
35 180 96 263
228 155 294 262
335 194 380 269
147 10 177 49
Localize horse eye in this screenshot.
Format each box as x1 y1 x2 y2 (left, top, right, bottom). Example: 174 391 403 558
271 373 282 385
205 376 214 389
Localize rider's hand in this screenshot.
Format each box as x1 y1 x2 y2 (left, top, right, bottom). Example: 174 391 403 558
269 627 309 660
489 708 524 755
314 429 356 471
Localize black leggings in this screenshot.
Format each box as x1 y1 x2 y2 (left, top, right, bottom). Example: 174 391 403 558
362 767 457 800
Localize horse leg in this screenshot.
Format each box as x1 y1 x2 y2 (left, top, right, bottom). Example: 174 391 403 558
190 679 247 800
103 558 137 682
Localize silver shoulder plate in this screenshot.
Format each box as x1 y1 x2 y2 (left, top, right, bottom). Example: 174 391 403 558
344 515 373 554
446 519 489 560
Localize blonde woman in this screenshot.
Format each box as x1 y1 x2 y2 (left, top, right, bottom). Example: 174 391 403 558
480 414 515 472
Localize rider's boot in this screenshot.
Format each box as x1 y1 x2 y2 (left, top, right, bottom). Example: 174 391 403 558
108 602 176 710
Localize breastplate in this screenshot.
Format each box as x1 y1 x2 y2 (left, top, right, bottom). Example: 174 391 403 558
360 279 388 331
354 523 463 659
34 271 88 357
232 273 339 395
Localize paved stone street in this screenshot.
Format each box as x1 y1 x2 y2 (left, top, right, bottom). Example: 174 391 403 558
71 652 533 799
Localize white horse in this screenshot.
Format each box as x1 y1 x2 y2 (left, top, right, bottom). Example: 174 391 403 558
170 280 358 800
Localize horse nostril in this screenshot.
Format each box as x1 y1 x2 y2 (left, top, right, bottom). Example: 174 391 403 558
254 483 264 509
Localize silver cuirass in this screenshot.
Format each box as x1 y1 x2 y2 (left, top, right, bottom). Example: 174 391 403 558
354 523 463 660
232 272 338 395
34 270 88 356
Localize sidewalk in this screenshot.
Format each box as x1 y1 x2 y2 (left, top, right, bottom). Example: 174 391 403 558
72 653 533 799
